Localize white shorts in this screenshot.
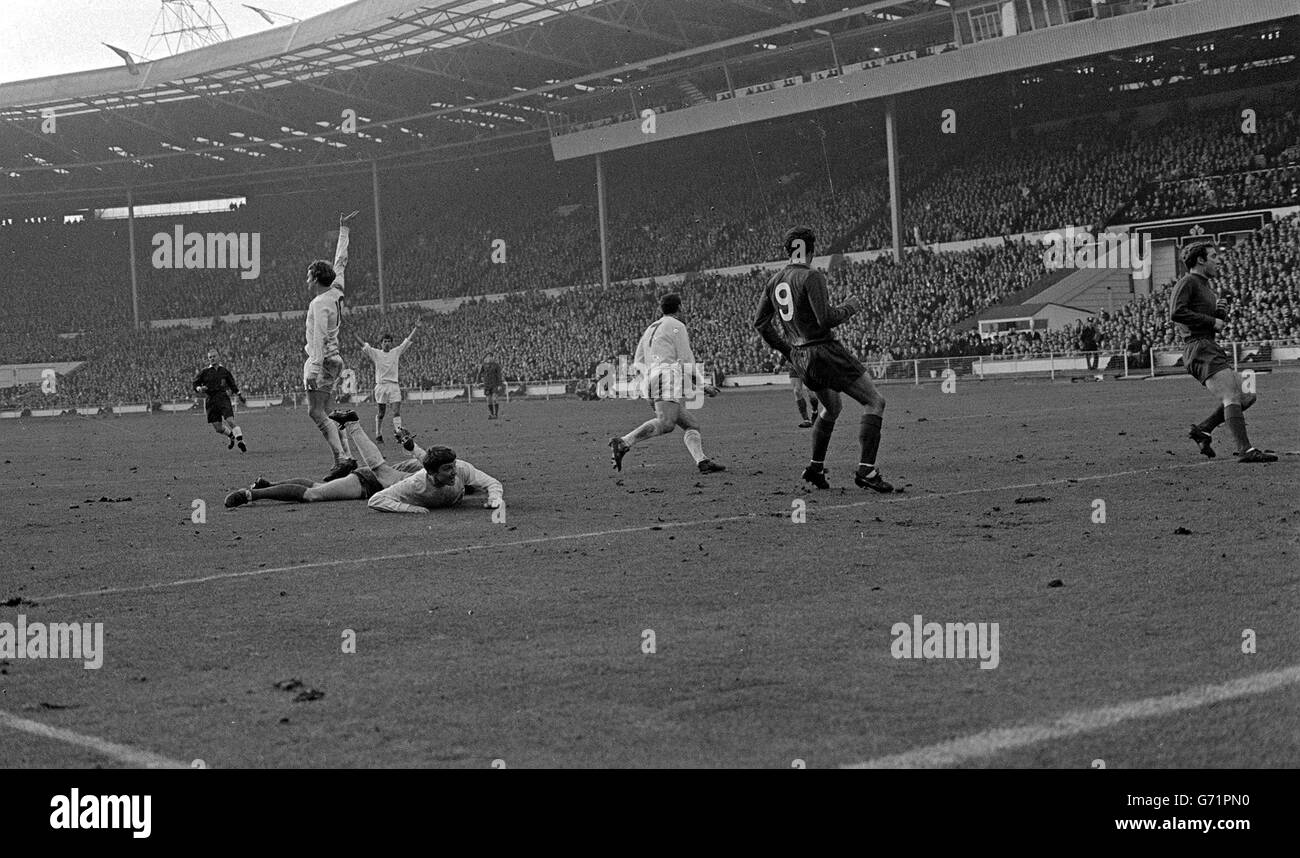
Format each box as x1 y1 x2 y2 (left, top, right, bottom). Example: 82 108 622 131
304 356 342 392
645 365 685 403
374 382 402 404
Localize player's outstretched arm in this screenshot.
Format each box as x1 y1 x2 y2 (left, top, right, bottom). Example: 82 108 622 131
457 460 504 509
332 214 354 291
367 481 429 514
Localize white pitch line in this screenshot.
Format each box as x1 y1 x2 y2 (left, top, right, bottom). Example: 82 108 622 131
844 664 1300 769
0 709 190 769
27 459 1217 604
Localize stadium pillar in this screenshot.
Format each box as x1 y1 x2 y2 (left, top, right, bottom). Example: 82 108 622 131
372 160 387 313
596 153 611 290
127 188 140 328
884 98 903 262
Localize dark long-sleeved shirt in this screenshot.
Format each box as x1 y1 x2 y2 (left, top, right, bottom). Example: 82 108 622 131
1169 271 1222 341
754 264 856 353
194 364 240 400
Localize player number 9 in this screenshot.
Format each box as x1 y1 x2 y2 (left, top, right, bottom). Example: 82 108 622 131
774 282 794 321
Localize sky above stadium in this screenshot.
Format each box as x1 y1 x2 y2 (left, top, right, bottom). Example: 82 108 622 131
0 0 356 84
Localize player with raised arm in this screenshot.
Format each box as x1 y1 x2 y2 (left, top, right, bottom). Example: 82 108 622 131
754 226 894 492
608 293 724 475
224 411 428 507
356 322 420 443
194 348 247 451
477 354 504 420
367 444 504 515
1174 242 1275 463
305 211 358 481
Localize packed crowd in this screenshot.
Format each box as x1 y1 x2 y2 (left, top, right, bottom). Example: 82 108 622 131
4 211 1298 409
4 84 1295 337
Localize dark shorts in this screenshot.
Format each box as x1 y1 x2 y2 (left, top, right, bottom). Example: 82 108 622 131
1183 338 1230 386
206 396 234 422
353 467 384 498
790 341 867 393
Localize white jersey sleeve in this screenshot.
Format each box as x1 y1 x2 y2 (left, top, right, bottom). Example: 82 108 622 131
333 225 350 293
456 460 503 507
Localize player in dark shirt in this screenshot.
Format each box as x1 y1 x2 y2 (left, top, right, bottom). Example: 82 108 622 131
194 348 247 452
1170 242 1273 462
754 226 894 491
478 356 504 420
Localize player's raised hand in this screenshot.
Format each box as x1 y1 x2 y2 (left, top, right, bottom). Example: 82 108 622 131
339 210 359 226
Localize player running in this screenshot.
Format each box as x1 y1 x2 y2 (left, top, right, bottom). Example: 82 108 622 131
305 211 358 481
367 444 504 514
194 348 247 452
754 226 894 492
608 293 725 475
1173 242 1275 463
477 354 504 420
224 412 428 507
356 322 420 443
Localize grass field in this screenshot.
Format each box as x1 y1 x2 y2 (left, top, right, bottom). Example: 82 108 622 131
1 373 1297 768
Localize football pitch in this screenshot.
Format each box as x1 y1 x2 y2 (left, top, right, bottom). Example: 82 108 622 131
1 374 1297 768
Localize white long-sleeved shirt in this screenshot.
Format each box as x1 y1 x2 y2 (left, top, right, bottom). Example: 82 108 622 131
633 313 702 396
304 226 350 363
367 459 503 514
362 336 413 385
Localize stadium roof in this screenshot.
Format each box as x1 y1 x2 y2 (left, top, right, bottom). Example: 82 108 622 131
0 0 958 207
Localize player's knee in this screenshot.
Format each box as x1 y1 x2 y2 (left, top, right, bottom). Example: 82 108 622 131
658 418 676 434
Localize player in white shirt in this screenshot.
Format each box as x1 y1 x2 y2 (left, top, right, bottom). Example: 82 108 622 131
368 445 504 515
355 322 420 444
223 411 427 508
305 211 358 481
608 293 725 475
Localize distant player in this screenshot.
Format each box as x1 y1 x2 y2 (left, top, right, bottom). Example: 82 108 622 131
780 356 819 428
1173 242 1274 462
194 348 246 452
356 322 420 443
608 293 725 475
224 412 427 507
368 444 504 514
477 354 504 420
754 226 894 492
305 211 358 481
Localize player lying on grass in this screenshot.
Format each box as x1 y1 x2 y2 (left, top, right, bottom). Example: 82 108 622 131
224 411 426 507
1173 241 1275 463
609 293 725 475
367 437 504 514
194 348 247 451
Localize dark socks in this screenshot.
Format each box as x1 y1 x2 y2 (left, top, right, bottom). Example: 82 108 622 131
1198 393 1255 433
252 484 308 502
859 413 883 471
810 415 836 465
1223 403 1251 453
796 399 809 420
